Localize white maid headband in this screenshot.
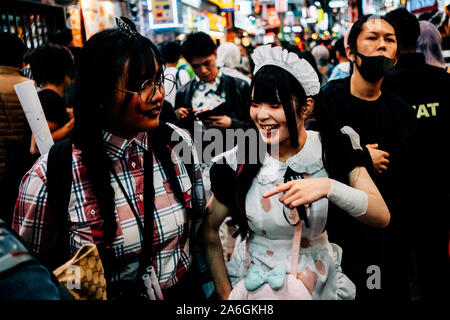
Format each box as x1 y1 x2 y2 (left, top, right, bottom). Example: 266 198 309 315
251 45 320 96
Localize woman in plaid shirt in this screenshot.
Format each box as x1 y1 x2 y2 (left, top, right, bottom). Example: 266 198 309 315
12 19 206 300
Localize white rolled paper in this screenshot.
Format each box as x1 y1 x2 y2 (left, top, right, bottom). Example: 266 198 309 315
14 80 54 155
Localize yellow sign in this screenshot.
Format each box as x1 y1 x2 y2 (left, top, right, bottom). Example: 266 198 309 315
208 0 234 11
318 9 324 23
208 12 227 31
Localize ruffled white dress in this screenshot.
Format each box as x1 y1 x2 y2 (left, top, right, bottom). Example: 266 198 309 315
217 131 356 300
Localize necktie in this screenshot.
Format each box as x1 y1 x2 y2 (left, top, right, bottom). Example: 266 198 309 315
283 166 310 228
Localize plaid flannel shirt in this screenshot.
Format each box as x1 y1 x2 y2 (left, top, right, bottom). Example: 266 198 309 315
12 123 205 289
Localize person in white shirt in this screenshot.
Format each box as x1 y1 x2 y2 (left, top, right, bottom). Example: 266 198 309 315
159 41 191 107
216 42 251 85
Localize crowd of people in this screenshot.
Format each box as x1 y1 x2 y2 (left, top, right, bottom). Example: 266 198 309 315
0 7 448 301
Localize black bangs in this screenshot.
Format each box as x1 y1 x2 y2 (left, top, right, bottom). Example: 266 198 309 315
73 27 163 147
251 66 283 104
251 65 307 148
126 36 163 91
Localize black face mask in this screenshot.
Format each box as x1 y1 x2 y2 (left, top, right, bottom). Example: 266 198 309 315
354 51 395 82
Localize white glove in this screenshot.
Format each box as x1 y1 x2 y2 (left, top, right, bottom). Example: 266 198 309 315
327 179 368 217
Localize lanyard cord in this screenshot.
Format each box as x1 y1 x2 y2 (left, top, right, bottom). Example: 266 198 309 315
111 169 144 236
110 150 155 274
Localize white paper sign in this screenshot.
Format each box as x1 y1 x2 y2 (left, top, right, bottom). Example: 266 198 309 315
14 80 54 155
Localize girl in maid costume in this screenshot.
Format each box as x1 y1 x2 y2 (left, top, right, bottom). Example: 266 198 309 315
202 45 391 300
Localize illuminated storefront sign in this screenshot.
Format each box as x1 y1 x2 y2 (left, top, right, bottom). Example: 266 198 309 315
407 0 438 12
208 0 234 11
208 12 227 31
268 7 280 27
181 0 201 9
234 0 257 33
68 4 83 46
148 0 180 29
80 0 120 39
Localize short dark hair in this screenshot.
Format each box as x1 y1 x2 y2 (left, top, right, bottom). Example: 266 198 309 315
159 40 182 63
385 7 420 53
30 43 74 86
181 32 216 62
48 29 73 47
347 14 397 55
23 49 34 65
0 32 26 67
334 38 346 58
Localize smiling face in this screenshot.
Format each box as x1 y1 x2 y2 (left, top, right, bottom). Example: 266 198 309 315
249 65 315 158
249 91 312 155
104 59 164 139
250 99 292 147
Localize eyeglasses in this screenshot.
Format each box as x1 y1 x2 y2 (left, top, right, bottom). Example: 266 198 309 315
116 73 176 103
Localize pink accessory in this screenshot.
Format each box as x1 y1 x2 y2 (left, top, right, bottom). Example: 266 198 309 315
228 207 313 300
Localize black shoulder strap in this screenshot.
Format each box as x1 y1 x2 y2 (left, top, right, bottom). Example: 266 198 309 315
157 122 195 189
175 69 181 90
46 138 73 270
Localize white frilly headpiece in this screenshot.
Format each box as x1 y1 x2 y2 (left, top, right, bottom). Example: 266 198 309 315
251 45 320 96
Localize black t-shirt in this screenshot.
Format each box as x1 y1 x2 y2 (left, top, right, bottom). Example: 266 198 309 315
322 77 417 300
383 53 450 299
24 89 70 141
23 89 70 165
38 89 70 128
384 53 450 179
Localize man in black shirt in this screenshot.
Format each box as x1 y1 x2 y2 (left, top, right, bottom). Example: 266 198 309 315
322 14 417 300
384 8 450 300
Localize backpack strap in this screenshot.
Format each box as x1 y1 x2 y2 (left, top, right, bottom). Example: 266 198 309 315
46 138 73 270
175 69 181 90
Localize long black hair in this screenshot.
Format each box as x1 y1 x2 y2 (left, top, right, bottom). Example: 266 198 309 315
230 65 360 238
72 24 163 248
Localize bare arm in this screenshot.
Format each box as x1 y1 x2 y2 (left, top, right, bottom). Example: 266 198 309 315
347 166 390 228
30 119 74 155
201 195 233 300
49 118 74 142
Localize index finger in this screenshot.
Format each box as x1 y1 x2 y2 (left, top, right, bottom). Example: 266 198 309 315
208 116 223 120
263 182 292 198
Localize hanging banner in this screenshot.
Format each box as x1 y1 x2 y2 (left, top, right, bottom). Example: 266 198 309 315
275 0 288 13
68 4 83 46
80 0 120 39
149 0 180 29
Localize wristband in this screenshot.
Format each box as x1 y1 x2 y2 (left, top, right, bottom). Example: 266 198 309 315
327 179 368 217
